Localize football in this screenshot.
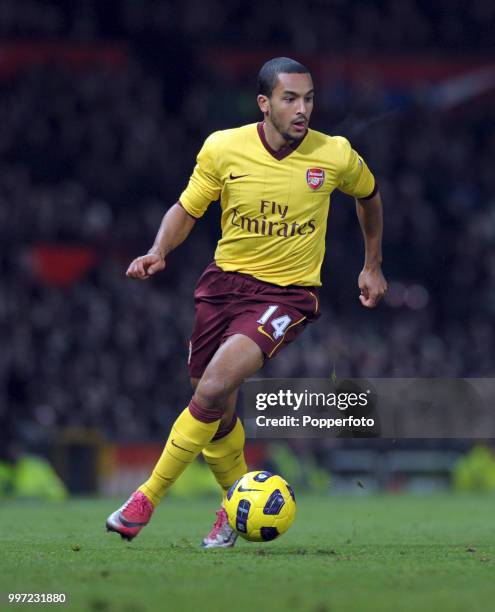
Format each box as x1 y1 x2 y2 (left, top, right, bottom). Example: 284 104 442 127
224 471 296 542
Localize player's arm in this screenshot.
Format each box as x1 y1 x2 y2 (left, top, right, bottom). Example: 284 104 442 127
126 202 196 280
355 191 388 308
335 136 388 307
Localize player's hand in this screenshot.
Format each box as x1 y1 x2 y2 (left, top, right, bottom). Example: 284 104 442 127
358 266 387 308
126 253 166 280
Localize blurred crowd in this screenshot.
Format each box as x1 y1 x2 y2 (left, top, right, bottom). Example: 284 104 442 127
0 0 494 52
1 2 494 441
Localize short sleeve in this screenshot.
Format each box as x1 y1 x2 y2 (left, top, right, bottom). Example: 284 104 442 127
336 137 376 200
179 134 223 219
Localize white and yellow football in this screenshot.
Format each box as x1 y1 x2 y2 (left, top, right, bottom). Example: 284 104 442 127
224 471 296 542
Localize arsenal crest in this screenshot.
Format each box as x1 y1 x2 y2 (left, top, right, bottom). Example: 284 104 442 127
306 168 325 190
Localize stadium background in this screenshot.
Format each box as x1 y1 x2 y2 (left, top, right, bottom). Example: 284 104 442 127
1 0 495 498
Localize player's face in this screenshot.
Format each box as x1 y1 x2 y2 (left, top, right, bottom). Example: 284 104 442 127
262 73 314 142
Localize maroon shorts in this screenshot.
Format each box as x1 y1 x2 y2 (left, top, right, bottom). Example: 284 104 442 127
188 262 321 379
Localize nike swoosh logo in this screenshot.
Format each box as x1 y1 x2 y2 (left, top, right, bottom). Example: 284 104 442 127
229 173 250 180
257 325 274 342
237 485 263 493
223 534 236 544
171 439 193 453
118 513 148 528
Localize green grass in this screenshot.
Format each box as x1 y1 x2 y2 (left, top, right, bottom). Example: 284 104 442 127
1 495 494 612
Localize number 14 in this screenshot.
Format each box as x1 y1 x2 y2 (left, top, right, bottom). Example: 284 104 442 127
257 305 292 340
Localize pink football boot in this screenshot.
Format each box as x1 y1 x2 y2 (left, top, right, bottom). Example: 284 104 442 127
106 491 154 541
201 507 238 549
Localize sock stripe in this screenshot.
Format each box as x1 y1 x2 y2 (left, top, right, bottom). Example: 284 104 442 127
188 397 223 423
209 464 243 476
165 447 191 464
211 414 238 441
153 474 175 484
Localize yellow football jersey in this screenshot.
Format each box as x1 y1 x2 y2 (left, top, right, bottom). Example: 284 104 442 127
179 122 376 287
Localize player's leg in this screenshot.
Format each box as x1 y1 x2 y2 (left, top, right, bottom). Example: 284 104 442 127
190 377 237 429
190 380 246 500
196 384 248 548
106 334 262 540
192 341 256 548
140 333 260 507
196 283 320 547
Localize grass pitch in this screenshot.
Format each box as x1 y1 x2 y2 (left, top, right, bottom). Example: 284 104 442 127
1 494 494 612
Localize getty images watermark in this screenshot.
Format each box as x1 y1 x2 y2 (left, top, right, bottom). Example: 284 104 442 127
255 388 375 430
242 378 495 438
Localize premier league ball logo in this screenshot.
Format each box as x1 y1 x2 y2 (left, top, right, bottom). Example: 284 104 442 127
306 168 325 190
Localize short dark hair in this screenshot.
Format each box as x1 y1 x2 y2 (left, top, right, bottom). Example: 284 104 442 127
257 57 311 97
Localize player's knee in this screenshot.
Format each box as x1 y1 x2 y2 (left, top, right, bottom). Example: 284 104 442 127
194 376 231 412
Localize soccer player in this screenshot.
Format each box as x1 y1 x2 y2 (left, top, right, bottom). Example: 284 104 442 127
106 57 387 547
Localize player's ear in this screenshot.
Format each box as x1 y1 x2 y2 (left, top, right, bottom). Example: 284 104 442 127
257 94 270 114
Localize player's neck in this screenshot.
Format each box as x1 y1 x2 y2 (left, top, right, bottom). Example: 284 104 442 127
262 120 294 151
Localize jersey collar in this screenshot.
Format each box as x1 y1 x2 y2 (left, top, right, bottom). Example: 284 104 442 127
257 122 307 161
